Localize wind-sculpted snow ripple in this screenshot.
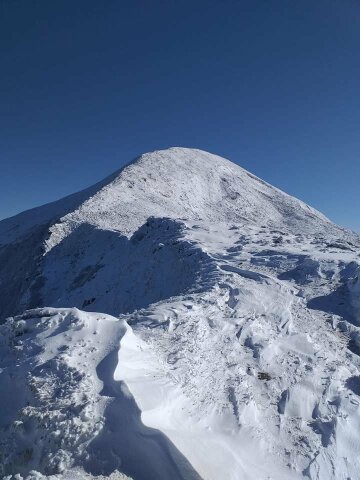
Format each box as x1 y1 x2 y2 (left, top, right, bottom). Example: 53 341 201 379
0 308 201 479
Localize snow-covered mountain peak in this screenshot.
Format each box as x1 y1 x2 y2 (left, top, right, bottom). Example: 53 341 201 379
1 147 360 480
0 147 338 247
40 147 343 253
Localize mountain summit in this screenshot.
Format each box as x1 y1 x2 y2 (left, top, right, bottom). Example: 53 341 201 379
42 146 335 242
0 147 347 320
0 147 341 247
1 148 360 480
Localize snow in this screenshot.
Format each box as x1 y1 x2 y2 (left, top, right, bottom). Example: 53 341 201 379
0 308 197 480
1 147 360 479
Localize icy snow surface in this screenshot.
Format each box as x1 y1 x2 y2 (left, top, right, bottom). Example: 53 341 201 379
1 147 360 479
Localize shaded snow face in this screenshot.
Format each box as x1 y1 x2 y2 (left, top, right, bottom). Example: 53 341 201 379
38 218 217 317
0 218 216 321
0 224 48 319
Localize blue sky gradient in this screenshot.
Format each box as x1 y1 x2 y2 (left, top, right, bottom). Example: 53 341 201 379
1 1 359 231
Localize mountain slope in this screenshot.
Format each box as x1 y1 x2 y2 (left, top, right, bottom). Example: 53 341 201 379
0 147 342 248
0 147 360 480
0 147 353 321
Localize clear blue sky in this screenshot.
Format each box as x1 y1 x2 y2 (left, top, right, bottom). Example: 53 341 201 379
1 0 359 231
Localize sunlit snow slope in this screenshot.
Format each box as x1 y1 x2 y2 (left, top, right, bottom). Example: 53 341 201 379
1 148 360 480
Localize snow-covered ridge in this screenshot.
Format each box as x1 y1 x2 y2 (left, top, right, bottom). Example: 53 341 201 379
0 147 353 320
1 147 360 480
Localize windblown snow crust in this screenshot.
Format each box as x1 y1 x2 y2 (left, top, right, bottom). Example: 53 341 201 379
0 308 198 480
1 147 360 480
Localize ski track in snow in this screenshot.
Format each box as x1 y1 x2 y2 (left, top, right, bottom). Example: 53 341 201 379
0 148 360 480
